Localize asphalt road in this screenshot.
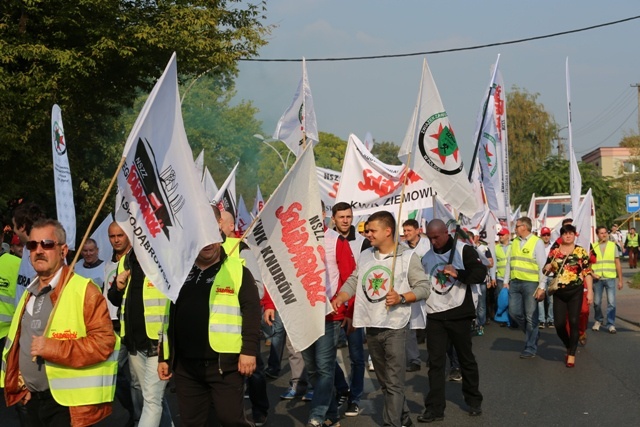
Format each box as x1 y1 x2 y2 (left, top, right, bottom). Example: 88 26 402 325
3 314 640 427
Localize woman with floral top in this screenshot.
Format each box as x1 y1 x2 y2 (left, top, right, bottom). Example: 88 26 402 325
544 224 593 367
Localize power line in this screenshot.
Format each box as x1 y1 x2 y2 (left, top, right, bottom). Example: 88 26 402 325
575 105 638 154
574 89 635 137
240 14 640 62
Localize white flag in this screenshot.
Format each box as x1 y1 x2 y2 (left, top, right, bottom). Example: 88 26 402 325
212 163 239 220
51 104 77 250
273 58 319 157
202 167 218 203
337 134 435 217
363 131 375 152
316 167 341 216
511 205 521 224
252 185 265 218
526 193 536 221
537 201 549 228
247 145 326 352
494 69 511 223
194 149 205 181
398 58 477 217
566 58 582 215
236 195 252 235
432 196 473 234
114 53 222 302
574 189 594 249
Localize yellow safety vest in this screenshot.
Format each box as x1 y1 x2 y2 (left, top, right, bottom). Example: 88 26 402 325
0 253 20 338
626 233 639 248
163 257 244 358
510 235 541 282
1 274 120 406
495 244 510 279
591 241 617 279
222 237 246 265
118 257 168 340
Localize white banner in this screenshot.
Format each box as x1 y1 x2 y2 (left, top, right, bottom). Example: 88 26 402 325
114 53 221 302
236 195 252 235
398 58 477 218
212 162 238 220
316 166 341 216
252 185 265 218
247 145 326 352
566 58 582 215
51 104 76 250
273 58 319 157
494 69 511 223
194 149 205 181
336 134 434 217
202 166 218 203
574 189 594 249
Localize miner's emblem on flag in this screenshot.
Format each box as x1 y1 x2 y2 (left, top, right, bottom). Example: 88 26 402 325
53 122 66 156
430 262 455 295
418 112 463 176
362 266 392 303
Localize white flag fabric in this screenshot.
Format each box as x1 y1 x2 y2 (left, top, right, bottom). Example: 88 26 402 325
363 131 374 152
574 189 594 249
252 185 265 218
316 167 341 216
566 58 582 215
494 69 511 223
511 205 521 224
202 167 218 203
337 134 434 217
236 195 252 235
432 196 472 234
537 201 549 229
247 145 326 352
212 162 239 219
114 52 222 302
194 149 205 181
398 58 477 218
273 58 319 157
526 193 536 221
477 94 504 215
51 104 77 250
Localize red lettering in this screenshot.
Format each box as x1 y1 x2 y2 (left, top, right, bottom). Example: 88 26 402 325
276 203 326 306
127 164 163 237
358 169 401 197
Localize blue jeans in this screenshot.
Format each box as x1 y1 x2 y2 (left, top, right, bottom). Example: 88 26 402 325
476 283 487 326
302 321 340 424
508 279 540 355
538 278 554 323
334 326 365 404
267 311 286 374
593 278 617 326
128 351 173 427
247 340 269 418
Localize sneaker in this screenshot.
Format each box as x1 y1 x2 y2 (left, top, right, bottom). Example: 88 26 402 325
280 387 300 400
476 326 484 336
447 368 462 382
538 322 545 329
406 362 421 372
547 321 555 328
417 410 444 423
469 406 482 417
323 421 340 427
368 359 375 371
592 320 601 331
306 421 322 427
609 325 617 334
345 402 360 417
302 390 314 401
336 392 349 407
254 413 268 426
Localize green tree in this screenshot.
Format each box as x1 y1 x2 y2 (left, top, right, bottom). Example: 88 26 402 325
372 141 402 166
507 86 558 204
0 0 270 239
517 157 625 226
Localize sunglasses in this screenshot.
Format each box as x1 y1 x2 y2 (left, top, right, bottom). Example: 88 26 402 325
26 240 62 251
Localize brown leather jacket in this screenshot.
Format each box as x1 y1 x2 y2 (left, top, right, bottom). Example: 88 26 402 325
3 266 116 426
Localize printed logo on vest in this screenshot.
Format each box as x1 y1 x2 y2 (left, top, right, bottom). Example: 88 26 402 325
215 286 235 295
429 262 456 295
361 266 392 303
51 329 78 340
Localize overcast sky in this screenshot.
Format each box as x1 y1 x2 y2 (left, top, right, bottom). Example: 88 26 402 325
233 0 640 168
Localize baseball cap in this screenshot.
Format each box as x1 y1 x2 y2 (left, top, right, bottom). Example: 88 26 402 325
467 228 479 236
540 227 551 236
497 227 510 236
10 234 20 245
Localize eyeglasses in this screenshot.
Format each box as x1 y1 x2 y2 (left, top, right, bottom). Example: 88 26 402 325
26 240 61 251
515 224 524 228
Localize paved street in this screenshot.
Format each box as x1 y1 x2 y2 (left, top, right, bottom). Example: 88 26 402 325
3 266 640 426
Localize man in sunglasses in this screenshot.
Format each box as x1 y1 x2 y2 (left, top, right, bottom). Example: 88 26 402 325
1 218 117 426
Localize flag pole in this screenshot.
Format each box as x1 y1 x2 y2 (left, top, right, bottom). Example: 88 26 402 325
34 155 126 361
388 152 412 299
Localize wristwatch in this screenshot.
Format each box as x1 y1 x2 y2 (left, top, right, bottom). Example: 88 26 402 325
399 294 407 305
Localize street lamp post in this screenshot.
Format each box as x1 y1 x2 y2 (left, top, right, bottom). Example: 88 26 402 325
254 134 291 172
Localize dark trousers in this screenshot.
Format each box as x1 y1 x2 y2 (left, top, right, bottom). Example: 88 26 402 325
425 317 482 415
174 358 252 427
628 246 638 268
553 285 583 355
23 390 71 427
247 341 269 418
